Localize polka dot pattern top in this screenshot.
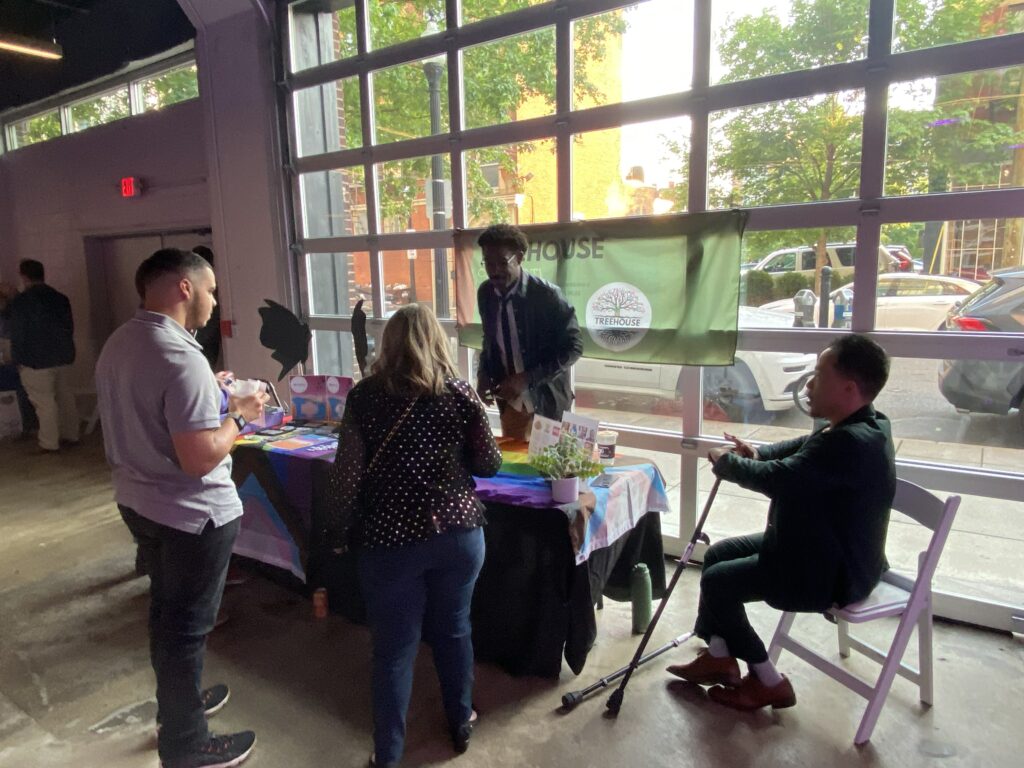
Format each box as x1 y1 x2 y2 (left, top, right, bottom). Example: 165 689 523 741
325 377 502 550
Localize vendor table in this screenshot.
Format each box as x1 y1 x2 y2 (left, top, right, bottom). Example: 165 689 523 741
231 427 670 677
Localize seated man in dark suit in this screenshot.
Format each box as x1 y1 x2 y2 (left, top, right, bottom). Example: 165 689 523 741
668 334 896 711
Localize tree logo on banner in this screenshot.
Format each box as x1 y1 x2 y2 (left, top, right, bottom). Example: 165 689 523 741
585 282 652 352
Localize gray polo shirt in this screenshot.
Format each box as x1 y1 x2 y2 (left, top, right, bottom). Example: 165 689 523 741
96 309 242 533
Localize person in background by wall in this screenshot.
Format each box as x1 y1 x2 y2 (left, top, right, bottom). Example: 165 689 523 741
475 223 583 441
192 245 222 370
326 303 502 768
0 281 38 438
96 248 267 768
7 260 78 453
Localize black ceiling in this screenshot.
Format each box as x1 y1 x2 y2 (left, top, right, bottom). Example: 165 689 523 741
0 0 195 112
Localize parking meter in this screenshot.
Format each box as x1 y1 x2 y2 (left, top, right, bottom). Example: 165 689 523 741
832 287 854 329
793 289 816 328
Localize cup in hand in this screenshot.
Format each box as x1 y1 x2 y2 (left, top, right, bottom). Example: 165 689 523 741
227 378 264 397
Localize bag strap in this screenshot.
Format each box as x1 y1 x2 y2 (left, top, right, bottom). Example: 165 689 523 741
365 396 418 476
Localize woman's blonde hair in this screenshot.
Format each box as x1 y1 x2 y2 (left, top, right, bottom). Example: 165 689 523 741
372 303 459 396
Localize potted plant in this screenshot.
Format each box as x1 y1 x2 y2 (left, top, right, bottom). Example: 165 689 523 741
530 435 604 503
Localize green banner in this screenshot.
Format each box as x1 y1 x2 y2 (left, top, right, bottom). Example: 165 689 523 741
454 211 746 366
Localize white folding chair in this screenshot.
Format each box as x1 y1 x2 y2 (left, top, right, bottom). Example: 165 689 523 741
767 479 960 745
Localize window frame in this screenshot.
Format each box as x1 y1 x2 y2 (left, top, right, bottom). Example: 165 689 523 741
282 0 1024 632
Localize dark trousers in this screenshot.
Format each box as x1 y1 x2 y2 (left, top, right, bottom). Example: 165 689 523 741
119 506 238 761
358 526 485 766
694 532 770 664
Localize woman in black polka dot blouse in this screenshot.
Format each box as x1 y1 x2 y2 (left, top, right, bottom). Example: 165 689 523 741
326 303 501 768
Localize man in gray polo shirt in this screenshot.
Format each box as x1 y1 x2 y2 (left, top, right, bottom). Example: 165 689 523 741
96 248 267 768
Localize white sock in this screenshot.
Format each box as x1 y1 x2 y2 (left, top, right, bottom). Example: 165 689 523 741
707 635 730 658
751 660 784 687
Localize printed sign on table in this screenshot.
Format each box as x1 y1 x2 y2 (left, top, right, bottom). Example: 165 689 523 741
527 415 561 458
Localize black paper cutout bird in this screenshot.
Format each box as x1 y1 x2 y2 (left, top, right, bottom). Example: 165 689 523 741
352 299 369 375
258 299 311 381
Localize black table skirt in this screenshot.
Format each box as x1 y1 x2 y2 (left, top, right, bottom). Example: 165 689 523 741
235 445 666 678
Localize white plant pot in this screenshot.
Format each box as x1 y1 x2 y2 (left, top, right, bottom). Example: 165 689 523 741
551 476 580 504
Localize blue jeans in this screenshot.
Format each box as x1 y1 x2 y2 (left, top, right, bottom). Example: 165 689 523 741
358 527 485 765
119 506 238 761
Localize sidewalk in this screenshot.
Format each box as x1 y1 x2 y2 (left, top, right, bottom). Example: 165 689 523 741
582 410 1024 616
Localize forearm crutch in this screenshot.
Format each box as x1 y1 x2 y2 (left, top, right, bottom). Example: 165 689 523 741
560 477 722 714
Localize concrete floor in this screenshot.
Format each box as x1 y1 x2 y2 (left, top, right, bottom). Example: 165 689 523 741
1 432 1022 768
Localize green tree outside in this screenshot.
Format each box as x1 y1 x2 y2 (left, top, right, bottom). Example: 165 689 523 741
707 0 1023 278
332 1 623 226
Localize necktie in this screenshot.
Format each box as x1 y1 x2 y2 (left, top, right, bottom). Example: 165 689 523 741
500 296 516 378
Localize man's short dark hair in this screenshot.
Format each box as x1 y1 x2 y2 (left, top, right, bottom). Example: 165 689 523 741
135 248 211 300
477 223 528 254
192 245 214 266
19 259 45 282
829 334 890 401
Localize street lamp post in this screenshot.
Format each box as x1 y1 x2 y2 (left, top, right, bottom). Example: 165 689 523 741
423 57 449 316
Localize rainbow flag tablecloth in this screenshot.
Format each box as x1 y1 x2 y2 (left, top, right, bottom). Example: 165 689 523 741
476 439 670 565
232 432 668 572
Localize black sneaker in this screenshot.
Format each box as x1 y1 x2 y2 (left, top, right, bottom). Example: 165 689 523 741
160 731 256 768
201 684 230 717
157 685 231 734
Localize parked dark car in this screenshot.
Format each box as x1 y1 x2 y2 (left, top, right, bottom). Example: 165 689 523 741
939 267 1024 421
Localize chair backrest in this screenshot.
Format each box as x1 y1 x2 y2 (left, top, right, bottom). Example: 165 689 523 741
892 479 949 531
889 478 960 591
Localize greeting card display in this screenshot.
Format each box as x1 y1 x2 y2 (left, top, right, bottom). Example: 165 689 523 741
325 376 354 422
560 411 600 455
526 411 600 458
527 415 562 458
288 375 328 421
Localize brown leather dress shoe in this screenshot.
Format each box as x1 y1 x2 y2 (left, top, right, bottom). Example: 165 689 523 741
666 648 742 687
708 673 797 711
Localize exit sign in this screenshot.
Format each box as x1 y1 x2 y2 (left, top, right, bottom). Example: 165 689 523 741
120 176 142 198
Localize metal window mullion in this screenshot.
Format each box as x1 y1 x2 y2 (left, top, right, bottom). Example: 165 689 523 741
681 2 713 553
353 0 385 318
876 189 1024 223
294 243 312 318
734 327 1024 362
688 0 711 215
859 0 893 203
886 32 1024 83
368 245 386 319
305 230 452 253
850 1 896 332
555 4 571 222
307 316 355 333
58 104 71 135
282 6 310 310
295 117 557 172
287 0 632 90
447 0 466 231
128 80 144 115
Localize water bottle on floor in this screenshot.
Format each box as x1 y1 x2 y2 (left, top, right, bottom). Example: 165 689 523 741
630 563 652 634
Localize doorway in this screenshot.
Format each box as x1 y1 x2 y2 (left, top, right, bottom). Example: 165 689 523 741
85 229 212 347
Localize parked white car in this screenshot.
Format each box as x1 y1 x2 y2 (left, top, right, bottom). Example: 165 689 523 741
758 273 979 331
575 306 816 420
